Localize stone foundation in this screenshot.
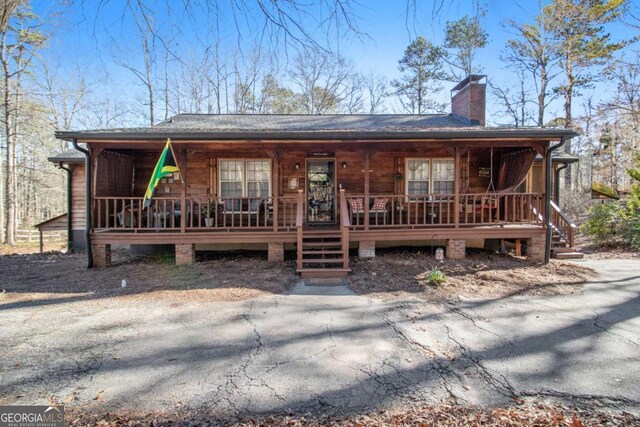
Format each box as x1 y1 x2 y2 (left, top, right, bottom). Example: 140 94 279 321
446 239 466 260
358 241 375 258
175 244 195 265
92 244 111 268
268 242 285 262
526 237 545 262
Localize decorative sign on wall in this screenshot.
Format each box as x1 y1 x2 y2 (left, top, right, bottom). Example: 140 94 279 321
307 151 335 158
478 167 491 178
289 178 299 189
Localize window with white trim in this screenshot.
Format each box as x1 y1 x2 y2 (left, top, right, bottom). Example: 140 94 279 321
405 158 455 196
406 159 430 196
218 159 271 197
432 159 455 194
246 160 270 197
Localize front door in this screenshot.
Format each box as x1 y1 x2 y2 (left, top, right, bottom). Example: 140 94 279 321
307 159 336 224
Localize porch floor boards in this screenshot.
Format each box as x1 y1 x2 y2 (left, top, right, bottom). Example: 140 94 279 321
90 224 546 246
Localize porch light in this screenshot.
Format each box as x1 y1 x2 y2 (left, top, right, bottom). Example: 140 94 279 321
342 161 347 169
295 163 300 170
395 172 403 181
435 247 444 262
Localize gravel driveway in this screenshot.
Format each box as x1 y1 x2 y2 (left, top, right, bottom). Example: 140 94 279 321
1 259 638 417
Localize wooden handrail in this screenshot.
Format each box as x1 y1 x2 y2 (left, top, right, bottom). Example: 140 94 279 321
550 201 577 228
296 190 304 270
339 189 350 270
340 189 351 228
550 200 577 247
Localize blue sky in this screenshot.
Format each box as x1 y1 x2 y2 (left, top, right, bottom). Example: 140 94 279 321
32 0 636 126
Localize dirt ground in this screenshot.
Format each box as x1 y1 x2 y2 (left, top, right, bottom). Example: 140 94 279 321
0 250 298 307
0 241 66 255
573 233 640 260
348 247 597 301
0 246 598 306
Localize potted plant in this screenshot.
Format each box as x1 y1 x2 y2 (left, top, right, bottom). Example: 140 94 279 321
201 201 219 227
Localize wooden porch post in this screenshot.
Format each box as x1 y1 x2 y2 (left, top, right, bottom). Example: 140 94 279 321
454 147 460 228
180 148 187 233
364 149 370 231
90 148 103 233
542 146 548 229
273 150 280 232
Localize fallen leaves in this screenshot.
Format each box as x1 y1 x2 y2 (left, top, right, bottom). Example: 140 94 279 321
65 402 639 426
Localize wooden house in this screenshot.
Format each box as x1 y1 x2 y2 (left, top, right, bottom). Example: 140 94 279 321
54 76 581 277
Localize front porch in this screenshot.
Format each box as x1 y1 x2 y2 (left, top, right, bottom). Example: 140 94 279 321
89 189 559 274
79 134 578 273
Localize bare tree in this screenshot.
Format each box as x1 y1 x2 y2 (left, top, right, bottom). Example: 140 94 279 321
290 49 352 114
341 74 365 114
116 32 156 126
41 63 89 131
364 73 388 114
1 0 45 244
490 68 533 127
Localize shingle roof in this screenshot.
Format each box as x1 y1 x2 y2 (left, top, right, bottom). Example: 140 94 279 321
153 113 475 131
48 147 85 163
535 152 580 164
55 113 578 141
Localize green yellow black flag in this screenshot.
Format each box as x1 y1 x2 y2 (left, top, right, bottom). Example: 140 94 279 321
143 139 181 208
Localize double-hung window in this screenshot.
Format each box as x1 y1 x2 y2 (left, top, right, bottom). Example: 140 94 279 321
219 159 271 197
406 159 431 196
432 159 455 194
406 158 455 196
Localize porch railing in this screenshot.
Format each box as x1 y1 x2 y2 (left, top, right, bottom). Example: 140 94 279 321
93 192 545 233
550 200 577 247
345 193 545 230
93 195 298 232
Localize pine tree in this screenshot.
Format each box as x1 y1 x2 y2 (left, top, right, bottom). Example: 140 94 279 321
391 36 447 114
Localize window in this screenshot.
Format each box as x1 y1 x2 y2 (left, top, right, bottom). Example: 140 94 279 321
219 160 244 197
406 158 455 196
219 159 271 197
246 160 270 197
432 159 454 194
406 159 430 196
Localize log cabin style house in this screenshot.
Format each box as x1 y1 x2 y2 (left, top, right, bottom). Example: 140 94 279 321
53 76 581 277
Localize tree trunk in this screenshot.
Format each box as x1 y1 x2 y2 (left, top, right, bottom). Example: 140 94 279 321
538 64 547 127
2 53 15 245
563 54 574 189
142 35 154 126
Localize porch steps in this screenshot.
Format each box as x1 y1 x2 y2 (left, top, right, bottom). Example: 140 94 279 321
550 231 584 260
553 251 585 260
297 268 351 278
297 230 350 278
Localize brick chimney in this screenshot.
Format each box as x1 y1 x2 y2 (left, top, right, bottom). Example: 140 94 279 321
451 75 486 126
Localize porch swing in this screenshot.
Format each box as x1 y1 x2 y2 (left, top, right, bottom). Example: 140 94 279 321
476 146 499 213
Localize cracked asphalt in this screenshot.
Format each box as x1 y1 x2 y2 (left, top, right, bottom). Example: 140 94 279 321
0 259 638 416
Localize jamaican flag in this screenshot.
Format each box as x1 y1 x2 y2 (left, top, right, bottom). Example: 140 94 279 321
143 138 181 208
